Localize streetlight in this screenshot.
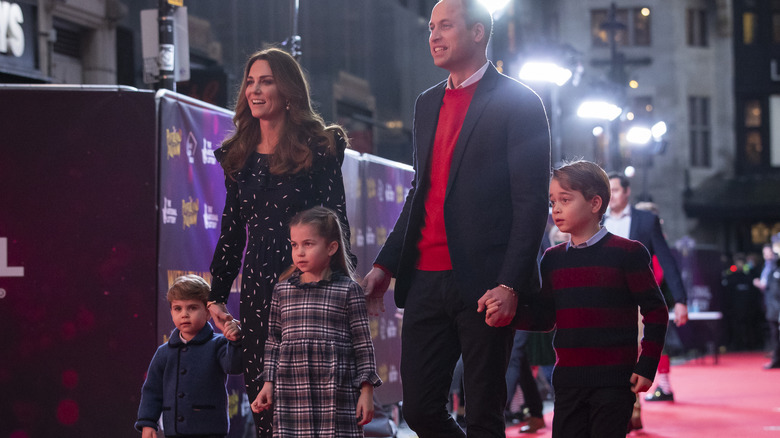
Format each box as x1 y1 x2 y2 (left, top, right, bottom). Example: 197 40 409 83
626 120 667 201
518 58 575 164
577 100 622 121
518 61 573 87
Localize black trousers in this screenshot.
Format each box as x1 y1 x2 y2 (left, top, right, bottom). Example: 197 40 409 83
400 270 514 437
505 330 544 418
552 386 635 438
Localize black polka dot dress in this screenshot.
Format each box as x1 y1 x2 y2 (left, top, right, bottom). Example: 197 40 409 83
209 138 351 437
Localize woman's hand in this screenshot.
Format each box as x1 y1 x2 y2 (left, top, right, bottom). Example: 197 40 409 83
208 301 233 332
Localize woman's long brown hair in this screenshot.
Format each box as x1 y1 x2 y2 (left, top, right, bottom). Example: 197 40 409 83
220 47 347 178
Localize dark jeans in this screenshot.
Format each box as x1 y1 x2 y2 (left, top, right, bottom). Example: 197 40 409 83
401 270 514 438
552 386 634 438
505 330 544 418
769 319 780 363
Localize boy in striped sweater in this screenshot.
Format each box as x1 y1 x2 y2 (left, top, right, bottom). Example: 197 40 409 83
493 160 668 437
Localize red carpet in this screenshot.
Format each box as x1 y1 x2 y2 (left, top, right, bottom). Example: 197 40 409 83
506 352 780 437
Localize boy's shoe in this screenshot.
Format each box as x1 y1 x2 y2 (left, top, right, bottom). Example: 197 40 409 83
518 416 546 434
645 387 674 401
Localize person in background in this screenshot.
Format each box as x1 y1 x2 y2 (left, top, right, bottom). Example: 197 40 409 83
207 47 354 437
604 174 688 432
362 0 551 436
755 242 780 369
136 275 243 438
508 160 668 438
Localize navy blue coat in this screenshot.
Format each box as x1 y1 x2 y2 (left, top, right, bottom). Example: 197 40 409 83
135 323 242 435
375 64 550 307
629 206 688 305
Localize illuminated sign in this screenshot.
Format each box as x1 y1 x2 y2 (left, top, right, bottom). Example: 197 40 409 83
0 1 24 57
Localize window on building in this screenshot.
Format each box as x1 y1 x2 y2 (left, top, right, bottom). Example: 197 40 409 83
743 12 758 45
591 7 650 47
772 1 780 44
689 96 711 167
686 9 709 47
745 99 762 127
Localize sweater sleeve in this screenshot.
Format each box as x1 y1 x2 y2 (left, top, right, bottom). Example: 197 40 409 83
216 335 243 375
627 243 669 381
347 281 382 388
260 283 283 383
209 166 246 303
135 345 167 432
513 249 556 332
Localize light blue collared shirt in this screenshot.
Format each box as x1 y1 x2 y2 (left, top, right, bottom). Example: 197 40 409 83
567 227 609 250
604 207 631 239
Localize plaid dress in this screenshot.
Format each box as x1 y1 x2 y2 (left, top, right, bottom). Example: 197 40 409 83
261 270 382 437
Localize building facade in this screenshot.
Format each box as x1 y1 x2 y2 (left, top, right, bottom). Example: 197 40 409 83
0 0 127 84
532 0 736 250
683 0 780 253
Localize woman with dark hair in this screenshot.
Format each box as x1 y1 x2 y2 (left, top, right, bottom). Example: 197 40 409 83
207 47 353 437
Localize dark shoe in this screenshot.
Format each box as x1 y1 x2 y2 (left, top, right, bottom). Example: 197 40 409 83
645 387 674 402
764 361 780 369
519 416 546 433
455 413 467 428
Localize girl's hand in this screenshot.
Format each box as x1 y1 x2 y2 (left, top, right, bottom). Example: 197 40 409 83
251 382 274 413
141 426 158 438
630 373 652 394
356 383 374 426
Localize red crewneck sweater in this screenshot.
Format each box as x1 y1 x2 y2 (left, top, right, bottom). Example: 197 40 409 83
417 81 478 270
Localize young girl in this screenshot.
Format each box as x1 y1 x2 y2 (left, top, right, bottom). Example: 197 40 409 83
251 206 382 437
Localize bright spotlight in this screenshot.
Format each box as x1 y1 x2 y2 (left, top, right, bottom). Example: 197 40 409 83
626 126 652 145
592 126 604 136
624 166 636 178
478 0 510 15
651 121 667 140
518 61 573 86
577 101 622 121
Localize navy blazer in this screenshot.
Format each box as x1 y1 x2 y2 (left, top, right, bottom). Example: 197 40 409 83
629 206 688 305
375 65 551 307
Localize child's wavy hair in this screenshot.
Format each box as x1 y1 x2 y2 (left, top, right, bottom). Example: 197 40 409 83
280 207 355 281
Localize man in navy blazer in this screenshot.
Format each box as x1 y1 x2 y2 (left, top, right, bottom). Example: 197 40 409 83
362 1 550 436
605 172 688 409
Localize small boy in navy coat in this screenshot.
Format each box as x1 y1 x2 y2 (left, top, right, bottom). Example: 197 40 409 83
135 275 242 438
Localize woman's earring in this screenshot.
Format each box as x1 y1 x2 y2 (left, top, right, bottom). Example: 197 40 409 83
286 101 291 111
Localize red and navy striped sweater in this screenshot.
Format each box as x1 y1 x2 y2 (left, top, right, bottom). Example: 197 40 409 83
516 232 668 388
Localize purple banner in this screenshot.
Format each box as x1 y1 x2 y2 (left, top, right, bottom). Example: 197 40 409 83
156 93 253 436
361 155 413 405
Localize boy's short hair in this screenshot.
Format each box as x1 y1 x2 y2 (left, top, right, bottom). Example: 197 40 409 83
553 160 611 218
167 275 211 306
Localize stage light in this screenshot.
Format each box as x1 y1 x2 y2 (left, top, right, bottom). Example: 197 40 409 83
518 61 573 86
577 101 622 121
651 121 667 140
626 126 652 145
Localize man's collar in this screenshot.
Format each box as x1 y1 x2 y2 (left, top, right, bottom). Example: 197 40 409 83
447 61 490 89
606 205 631 219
